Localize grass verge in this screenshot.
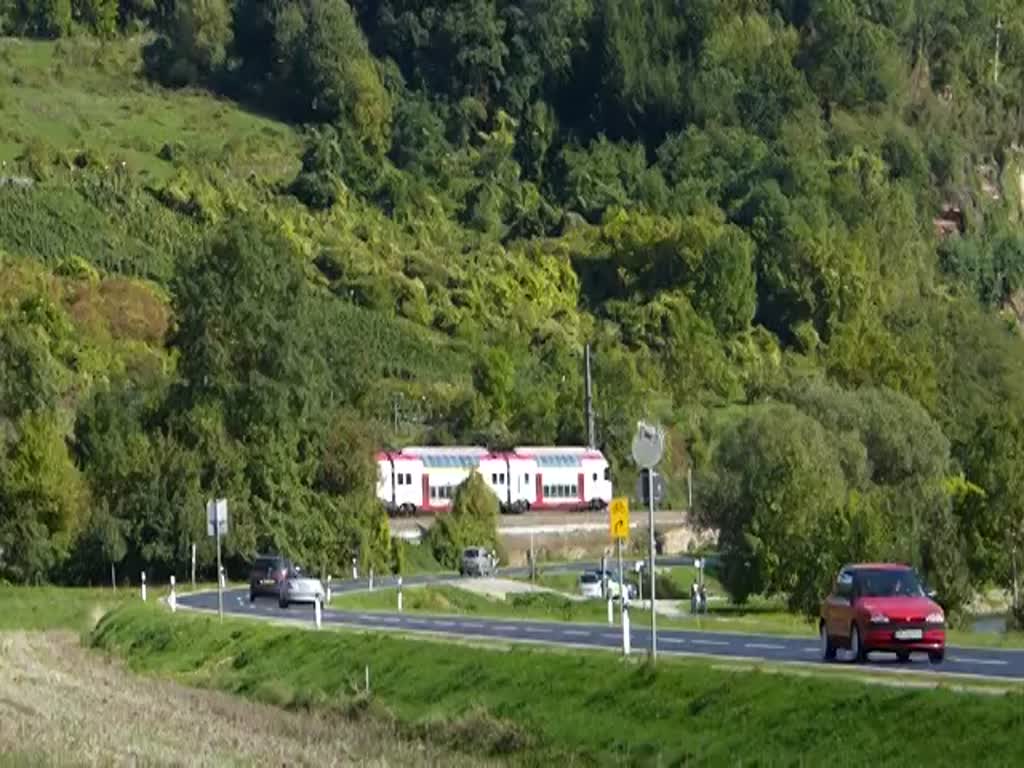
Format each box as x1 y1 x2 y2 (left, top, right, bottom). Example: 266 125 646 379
0 585 132 634
92 602 1024 767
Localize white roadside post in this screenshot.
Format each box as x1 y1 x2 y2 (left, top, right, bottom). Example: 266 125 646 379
632 421 664 663
607 589 614 625
397 575 404 613
191 543 197 590
141 571 147 602
369 567 374 591
169 575 177 613
609 498 630 655
314 595 322 630
352 557 358 580
326 574 332 604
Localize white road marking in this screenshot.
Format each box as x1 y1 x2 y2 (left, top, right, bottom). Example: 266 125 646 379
692 639 728 646
949 657 1008 666
405 618 426 624
663 638 686 645
525 627 549 634
801 647 820 654
459 623 485 629
494 625 517 632
601 633 620 640
564 630 590 637
434 620 456 627
745 643 785 650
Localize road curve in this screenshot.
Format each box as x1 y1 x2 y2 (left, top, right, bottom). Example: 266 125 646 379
176 564 1024 683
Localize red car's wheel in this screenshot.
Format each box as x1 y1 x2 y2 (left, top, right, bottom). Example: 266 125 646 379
849 623 867 663
819 622 836 661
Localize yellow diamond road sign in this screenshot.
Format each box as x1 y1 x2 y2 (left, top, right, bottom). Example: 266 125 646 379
609 497 629 540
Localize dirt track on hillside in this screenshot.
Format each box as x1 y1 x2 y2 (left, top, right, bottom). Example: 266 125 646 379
0 632 473 767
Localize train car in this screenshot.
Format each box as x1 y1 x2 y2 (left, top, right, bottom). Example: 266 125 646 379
377 445 613 515
377 446 490 515
498 447 612 513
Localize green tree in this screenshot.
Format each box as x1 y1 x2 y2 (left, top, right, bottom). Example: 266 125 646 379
426 471 502 569
697 403 849 614
0 412 90 582
72 0 117 36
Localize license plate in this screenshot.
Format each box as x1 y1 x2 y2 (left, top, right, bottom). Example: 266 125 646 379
895 629 922 641
261 579 275 585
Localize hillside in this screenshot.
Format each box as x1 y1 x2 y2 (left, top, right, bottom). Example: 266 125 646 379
0 3 1023 622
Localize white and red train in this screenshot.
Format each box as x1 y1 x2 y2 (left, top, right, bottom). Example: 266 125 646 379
376 446 613 515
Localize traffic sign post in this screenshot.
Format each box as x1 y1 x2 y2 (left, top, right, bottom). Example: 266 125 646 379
207 498 228 622
632 421 664 663
609 497 629 540
609 496 631 654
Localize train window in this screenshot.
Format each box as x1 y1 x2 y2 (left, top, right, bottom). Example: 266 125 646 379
592 473 597 482
524 474 529 484
543 485 550 496
398 474 404 486
604 468 610 481
571 484 577 496
499 473 505 484
406 473 412 484
429 486 436 499
492 473 497 484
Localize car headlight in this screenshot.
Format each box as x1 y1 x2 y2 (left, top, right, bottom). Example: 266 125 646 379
869 613 890 624
926 611 945 624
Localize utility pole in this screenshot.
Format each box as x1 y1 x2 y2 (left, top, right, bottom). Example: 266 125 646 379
632 421 664 663
584 344 595 449
687 465 693 515
648 468 657 660
995 16 1004 85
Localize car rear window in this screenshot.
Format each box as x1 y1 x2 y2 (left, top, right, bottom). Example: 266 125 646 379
581 573 599 584
254 558 280 571
464 548 479 558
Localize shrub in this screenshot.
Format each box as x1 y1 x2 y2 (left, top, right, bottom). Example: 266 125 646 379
424 472 503 569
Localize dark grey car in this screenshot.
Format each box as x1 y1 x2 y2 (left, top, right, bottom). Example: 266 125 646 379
459 547 498 577
249 554 292 601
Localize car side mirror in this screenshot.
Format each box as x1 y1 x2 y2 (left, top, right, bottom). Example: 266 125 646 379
926 588 939 600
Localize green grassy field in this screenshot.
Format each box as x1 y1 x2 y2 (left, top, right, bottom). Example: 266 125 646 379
335 584 618 624
0 585 133 634
0 37 299 183
92 602 1024 767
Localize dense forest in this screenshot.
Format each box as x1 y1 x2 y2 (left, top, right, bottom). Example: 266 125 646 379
1 0 1024 621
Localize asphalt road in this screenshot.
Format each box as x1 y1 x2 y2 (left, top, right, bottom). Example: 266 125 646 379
177 562 1024 682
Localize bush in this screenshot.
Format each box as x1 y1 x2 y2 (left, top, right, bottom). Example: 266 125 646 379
424 472 503 570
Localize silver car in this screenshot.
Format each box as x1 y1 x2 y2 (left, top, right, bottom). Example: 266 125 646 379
278 566 326 608
460 547 498 577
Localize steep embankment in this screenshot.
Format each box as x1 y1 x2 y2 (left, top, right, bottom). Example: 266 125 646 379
91 603 1024 767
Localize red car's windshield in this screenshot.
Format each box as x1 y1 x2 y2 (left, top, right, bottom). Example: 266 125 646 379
858 569 925 598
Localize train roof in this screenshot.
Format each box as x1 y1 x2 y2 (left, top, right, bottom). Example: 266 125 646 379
399 446 489 455
377 446 607 468
512 447 606 463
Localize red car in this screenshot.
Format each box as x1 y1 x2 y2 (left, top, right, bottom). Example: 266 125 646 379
820 563 945 664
